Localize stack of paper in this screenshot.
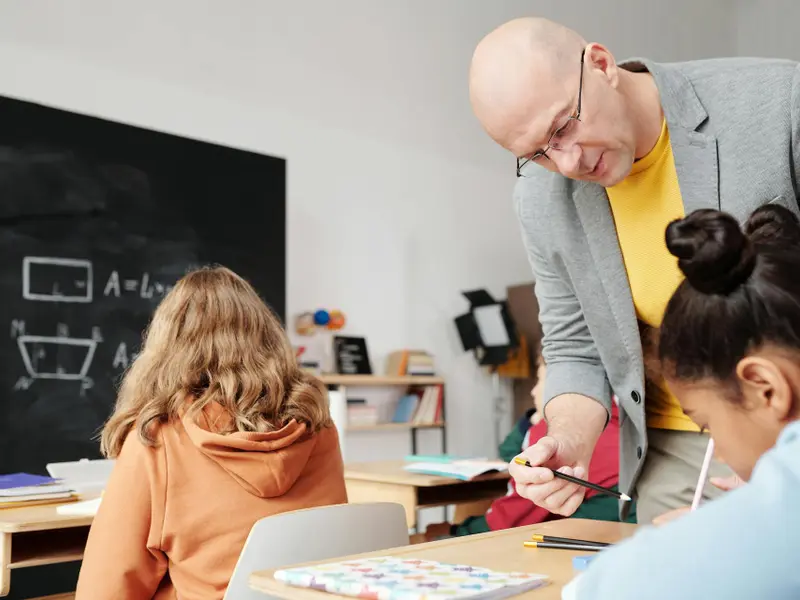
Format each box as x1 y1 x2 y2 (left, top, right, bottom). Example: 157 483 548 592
0 473 76 508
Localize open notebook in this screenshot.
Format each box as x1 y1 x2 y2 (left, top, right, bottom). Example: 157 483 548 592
274 556 549 600
403 460 509 481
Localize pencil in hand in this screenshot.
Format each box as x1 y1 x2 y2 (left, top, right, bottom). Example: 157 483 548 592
512 456 632 502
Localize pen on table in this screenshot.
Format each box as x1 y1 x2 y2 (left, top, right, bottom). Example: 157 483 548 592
513 456 632 502
530 534 610 548
523 541 604 552
691 437 715 511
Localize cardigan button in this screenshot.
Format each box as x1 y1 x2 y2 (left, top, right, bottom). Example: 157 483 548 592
637 446 643 459
631 390 642 404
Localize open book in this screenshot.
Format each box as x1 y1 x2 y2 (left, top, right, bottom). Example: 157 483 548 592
403 459 509 481
275 556 549 600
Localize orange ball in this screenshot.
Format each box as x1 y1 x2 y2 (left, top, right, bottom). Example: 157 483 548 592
327 310 346 330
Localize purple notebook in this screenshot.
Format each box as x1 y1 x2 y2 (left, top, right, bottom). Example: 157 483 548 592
0 473 57 490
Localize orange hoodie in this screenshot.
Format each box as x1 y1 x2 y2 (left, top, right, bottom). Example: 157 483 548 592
75 406 347 599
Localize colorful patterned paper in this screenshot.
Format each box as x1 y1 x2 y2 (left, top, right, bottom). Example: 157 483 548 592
274 556 549 600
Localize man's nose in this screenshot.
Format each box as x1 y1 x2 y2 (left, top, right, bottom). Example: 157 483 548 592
551 146 583 179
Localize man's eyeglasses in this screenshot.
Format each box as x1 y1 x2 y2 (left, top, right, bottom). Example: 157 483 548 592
516 49 586 178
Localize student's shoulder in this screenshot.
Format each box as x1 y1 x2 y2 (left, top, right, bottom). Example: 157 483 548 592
310 424 342 455
761 420 800 478
117 423 169 468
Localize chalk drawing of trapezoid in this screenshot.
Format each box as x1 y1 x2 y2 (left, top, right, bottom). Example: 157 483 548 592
17 335 97 381
22 257 93 303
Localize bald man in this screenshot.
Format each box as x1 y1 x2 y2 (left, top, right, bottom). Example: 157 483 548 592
470 17 800 525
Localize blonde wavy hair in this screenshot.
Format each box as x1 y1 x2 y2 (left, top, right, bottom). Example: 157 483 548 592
100 266 331 458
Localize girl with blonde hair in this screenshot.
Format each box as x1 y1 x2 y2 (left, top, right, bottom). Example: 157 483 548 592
76 266 346 599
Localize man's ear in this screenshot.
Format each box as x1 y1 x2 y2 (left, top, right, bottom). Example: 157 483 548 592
736 356 793 420
585 42 618 86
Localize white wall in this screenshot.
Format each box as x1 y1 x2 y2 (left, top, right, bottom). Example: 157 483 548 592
0 1 735 464
735 0 800 59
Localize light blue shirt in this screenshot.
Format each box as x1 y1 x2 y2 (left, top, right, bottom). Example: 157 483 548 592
563 420 800 600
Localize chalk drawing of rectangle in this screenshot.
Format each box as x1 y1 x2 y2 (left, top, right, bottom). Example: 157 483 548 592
17 335 97 380
22 257 93 303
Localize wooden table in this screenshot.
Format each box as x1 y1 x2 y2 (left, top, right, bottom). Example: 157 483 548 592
0 502 94 597
344 461 510 530
249 518 637 600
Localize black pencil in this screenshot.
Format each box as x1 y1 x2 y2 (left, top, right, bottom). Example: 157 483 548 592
523 541 604 552
530 534 609 548
513 456 632 502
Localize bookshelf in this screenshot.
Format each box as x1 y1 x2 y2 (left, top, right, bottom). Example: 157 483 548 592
320 374 446 455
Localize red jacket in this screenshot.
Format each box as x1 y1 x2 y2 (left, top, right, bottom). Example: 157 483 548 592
485 403 621 531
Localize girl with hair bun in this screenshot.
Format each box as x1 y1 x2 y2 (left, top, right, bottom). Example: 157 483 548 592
562 204 800 600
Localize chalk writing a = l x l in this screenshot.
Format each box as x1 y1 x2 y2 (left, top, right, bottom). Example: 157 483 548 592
103 271 173 298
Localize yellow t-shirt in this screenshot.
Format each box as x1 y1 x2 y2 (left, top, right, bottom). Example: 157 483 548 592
606 119 699 432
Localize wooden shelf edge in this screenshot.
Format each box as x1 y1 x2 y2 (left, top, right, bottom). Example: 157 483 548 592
9 550 84 569
346 422 445 432
319 375 444 386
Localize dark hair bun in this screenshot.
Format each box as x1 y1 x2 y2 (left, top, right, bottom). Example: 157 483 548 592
665 209 756 295
745 204 800 246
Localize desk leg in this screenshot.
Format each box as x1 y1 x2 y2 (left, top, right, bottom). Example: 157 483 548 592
346 480 417 530
0 532 10 597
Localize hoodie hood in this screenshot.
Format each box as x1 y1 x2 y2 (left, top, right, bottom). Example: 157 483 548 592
180 403 318 498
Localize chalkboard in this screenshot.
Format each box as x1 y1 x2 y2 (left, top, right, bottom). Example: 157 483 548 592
0 93 286 481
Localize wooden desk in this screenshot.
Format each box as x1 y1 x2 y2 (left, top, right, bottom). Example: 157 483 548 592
249 518 637 600
0 502 93 597
344 461 510 530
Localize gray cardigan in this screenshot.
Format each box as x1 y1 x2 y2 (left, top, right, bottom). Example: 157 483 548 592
513 56 800 510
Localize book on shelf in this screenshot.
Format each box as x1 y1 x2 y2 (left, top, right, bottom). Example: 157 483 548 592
385 349 436 376
347 404 379 427
390 384 443 425
403 458 509 481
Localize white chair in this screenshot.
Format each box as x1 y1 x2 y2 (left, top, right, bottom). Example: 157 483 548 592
224 502 409 600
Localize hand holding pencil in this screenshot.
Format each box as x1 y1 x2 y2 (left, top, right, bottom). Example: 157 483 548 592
513 456 631 502
508 435 593 517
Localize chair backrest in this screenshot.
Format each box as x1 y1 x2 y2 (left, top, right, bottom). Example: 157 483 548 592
224 502 409 600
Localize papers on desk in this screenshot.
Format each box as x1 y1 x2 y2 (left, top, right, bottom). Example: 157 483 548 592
0 473 76 508
56 496 102 516
0 459 113 509
0 472 57 490
47 458 114 496
275 556 549 600
403 459 509 481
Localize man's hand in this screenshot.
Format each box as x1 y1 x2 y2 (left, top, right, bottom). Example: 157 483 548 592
510 436 591 516
508 393 607 516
